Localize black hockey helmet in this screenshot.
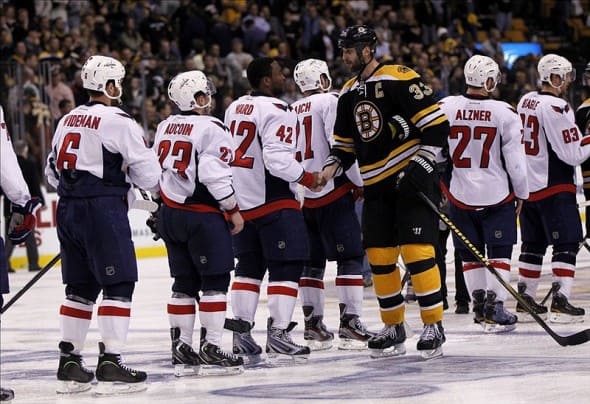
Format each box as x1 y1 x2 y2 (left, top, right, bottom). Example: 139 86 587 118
338 25 377 50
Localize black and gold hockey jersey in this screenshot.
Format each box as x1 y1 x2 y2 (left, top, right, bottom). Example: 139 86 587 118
331 63 449 199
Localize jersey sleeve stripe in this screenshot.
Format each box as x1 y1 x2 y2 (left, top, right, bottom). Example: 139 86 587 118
418 114 448 130
360 139 420 172
411 104 440 125
333 134 354 144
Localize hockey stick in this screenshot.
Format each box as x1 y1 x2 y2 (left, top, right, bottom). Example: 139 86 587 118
1 253 61 314
417 191 590 346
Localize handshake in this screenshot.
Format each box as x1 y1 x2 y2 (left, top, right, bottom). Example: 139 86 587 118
298 171 328 192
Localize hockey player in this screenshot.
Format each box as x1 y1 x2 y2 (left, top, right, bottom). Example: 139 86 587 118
517 54 587 323
292 58 374 351
224 57 320 364
45 55 161 394
153 70 244 376
0 105 42 403
320 25 449 359
578 62 590 242
438 55 529 332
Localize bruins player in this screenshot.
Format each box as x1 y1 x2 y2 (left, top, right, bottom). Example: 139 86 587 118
320 25 450 359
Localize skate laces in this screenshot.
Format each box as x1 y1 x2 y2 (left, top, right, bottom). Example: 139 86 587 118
351 317 368 333
214 345 239 361
421 324 439 341
375 324 397 339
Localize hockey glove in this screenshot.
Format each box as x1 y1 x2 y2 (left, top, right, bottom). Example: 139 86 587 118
146 198 162 241
396 151 437 196
8 198 42 244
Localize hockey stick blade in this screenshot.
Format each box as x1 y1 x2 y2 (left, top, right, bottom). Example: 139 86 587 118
1 254 61 314
417 192 590 347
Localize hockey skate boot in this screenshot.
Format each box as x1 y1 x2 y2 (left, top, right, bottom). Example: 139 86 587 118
338 304 374 350
197 328 244 376
266 318 310 365
516 282 548 322
483 291 517 333
472 289 486 325
549 283 586 324
170 327 201 377
303 306 334 351
95 342 147 395
0 387 14 402
56 341 94 394
232 321 263 365
368 323 406 358
417 321 445 360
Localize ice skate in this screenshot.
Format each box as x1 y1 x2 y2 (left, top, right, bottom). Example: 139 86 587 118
338 304 374 350
483 291 517 333
94 342 147 396
368 323 406 358
232 321 263 365
56 341 94 394
266 318 310 365
303 306 334 351
0 387 14 402
516 282 548 322
170 327 201 377
417 321 445 360
197 328 244 376
472 289 486 326
550 283 585 324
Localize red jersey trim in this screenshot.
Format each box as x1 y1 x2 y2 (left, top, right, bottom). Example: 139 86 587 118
161 191 221 214
441 182 515 210
241 199 301 221
303 183 355 208
527 184 576 201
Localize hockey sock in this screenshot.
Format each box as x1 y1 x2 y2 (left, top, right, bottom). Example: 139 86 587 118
401 244 443 325
462 261 486 296
267 280 298 329
97 299 131 355
59 299 93 354
367 247 405 325
518 249 544 297
335 275 364 316
168 295 196 345
198 293 226 346
299 275 325 316
552 249 576 298
230 276 261 324
488 259 511 301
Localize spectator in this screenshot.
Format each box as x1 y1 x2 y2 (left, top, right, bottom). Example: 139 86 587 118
3 139 45 273
44 65 75 121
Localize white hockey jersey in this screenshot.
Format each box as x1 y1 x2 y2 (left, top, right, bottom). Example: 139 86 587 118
153 112 236 212
517 91 590 198
224 93 303 220
439 94 529 207
45 102 160 198
291 92 362 208
0 105 30 207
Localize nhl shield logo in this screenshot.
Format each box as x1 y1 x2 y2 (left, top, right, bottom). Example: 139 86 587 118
200 256 208 264
494 230 502 239
105 266 115 276
278 240 286 249
336 244 345 253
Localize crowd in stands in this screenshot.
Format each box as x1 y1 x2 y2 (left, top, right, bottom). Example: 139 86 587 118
2 0 590 174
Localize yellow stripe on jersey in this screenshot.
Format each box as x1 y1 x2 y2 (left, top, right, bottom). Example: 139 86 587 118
582 170 590 176
360 139 419 185
411 104 440 125
333 134 355 153
369 65 420 81
420 114 448 130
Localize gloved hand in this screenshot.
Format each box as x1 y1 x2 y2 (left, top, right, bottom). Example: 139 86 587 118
396 152 437 195
145 198 162 241
8 198 42 243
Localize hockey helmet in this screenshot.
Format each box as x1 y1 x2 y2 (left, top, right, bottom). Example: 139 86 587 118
168 70 215 111
293 59 332 93
338 25 377 50
81 55 126 101
537 54 575 88
464 55 501 92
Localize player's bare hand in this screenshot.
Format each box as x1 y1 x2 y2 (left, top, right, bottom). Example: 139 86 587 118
515 198 524 216
229 211 244 235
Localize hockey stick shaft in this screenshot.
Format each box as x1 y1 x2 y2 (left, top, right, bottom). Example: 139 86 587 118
1 253 61 314
417 192 590 346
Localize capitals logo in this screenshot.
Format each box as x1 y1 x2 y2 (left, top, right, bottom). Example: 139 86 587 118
354 101 382 141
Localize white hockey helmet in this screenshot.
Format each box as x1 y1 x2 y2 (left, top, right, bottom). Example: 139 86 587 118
81 55 125 101
537 54 575 88
293 58 332 93
168 70 214 111
463 55 501 92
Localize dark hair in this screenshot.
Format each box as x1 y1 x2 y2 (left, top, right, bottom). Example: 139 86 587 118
246 57 275 89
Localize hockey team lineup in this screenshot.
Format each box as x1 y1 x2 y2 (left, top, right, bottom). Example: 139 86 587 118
2 22 590 404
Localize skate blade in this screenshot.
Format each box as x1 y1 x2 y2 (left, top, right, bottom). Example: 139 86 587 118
56 380 93 394
266 352 309 366
94 381 147 396
338 338 368 350
198 364 244 376
238 354 263 366
549 312 585 324
419 347 443 360
515 312 548 322
369 343 406 359
483 323 516 333
174 364 200 377
306 339 333 351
